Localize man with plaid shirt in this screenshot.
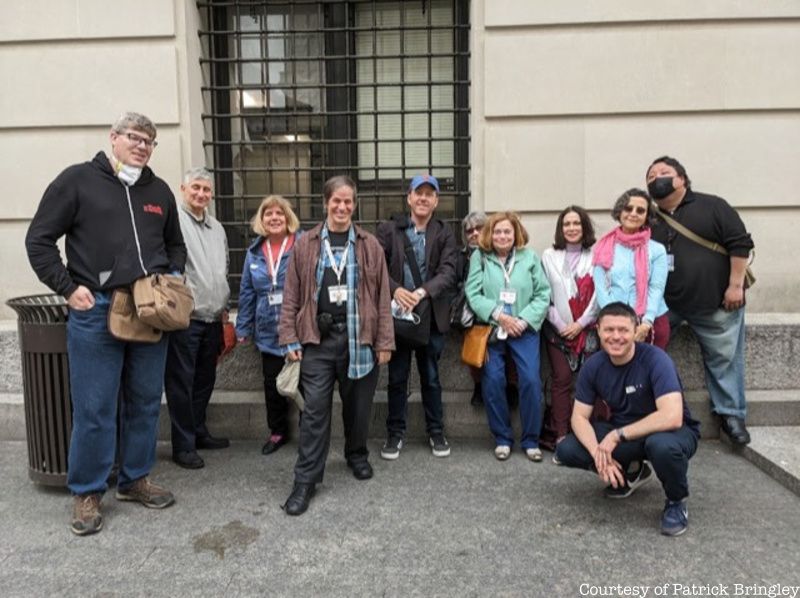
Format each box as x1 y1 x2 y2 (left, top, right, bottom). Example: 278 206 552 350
278 175 394 516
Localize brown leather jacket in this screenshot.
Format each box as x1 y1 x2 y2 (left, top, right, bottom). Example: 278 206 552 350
278 222 395 352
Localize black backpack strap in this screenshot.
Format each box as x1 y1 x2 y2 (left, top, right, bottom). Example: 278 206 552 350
402 232 424 288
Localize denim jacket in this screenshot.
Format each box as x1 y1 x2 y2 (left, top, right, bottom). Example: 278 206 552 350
236 231 302 356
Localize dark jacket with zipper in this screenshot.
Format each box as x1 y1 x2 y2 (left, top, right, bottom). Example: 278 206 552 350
375 213 458 333
26 151 186 297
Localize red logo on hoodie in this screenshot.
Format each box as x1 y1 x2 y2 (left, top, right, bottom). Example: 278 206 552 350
143 204 163 216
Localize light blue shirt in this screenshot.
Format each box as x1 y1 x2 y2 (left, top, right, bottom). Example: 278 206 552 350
592 240 668 323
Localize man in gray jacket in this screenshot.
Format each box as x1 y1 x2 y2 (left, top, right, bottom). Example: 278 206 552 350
164 167 231 469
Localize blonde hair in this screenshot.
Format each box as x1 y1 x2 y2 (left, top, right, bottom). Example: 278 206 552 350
478 211 529 252
250 195 300 236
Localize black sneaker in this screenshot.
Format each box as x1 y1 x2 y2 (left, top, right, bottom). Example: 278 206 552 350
470 383 483 406
605 461 653 499
429 434 451 458
380 436 403 460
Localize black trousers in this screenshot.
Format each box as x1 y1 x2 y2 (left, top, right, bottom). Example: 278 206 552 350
293 329 379 484
555 421 698 502
261 352 290 437
164 320 222 453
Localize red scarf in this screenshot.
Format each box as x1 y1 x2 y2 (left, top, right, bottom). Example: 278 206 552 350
592 227 651 317
567 273 594 355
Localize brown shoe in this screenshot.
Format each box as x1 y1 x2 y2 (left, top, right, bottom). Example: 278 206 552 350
71 494 103 536
116 477 175 509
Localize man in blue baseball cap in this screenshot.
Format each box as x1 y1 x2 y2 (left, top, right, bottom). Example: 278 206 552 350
376 173 458 460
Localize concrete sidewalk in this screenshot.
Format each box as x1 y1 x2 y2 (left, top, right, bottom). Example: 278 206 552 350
1 439 798 597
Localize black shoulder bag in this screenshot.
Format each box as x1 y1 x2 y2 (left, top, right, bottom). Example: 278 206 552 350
393 233 432 348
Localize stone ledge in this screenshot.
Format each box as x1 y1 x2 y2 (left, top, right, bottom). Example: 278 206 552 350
739 426 800 497
2 314 799 393
3 389 799 442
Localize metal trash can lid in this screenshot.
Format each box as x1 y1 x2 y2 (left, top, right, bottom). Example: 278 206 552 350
6 294 69 323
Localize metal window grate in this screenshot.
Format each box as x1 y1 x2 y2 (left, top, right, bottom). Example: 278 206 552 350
197 0 470 300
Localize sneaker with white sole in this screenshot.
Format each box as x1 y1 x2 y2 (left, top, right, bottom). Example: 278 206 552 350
661 498 689 536
494 445 511 461
605 461 654 499
429 434 451 458
525 447 543 462
380 436 403 460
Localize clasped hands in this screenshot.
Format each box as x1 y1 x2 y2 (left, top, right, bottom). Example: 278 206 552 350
496 312 527 338
592 431 626 489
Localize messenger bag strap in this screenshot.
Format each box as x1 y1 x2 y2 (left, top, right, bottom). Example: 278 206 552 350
651 202 728 256
402 230 425 289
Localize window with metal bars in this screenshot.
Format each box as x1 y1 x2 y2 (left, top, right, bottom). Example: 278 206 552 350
197 0 470 300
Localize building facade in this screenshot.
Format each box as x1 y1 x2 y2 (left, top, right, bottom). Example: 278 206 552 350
1 0 798 316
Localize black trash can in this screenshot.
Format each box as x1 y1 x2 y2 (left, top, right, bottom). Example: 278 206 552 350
6 294 71 486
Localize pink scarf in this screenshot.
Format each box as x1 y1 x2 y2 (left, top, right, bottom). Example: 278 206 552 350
592 227 651 317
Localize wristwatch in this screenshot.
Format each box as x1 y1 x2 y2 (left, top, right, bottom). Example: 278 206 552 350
615 428 627 442
414 288 427 299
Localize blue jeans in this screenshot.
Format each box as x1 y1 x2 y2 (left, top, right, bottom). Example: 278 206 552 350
386 329 445 437
555 421 698 501
482 330 543 449
66 292 168 495
669 307 746 418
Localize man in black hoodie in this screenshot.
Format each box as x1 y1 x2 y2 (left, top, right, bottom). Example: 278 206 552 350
26 112 186 536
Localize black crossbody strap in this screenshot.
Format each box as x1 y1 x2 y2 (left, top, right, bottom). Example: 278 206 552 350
401 232 424 288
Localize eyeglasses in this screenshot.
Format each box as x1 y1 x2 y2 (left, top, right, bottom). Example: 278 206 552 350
123 132 158 149
623 205 647 216
465 226 482 234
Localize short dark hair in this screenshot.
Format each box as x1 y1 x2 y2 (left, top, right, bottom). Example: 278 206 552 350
611 188 656 228
648 155 692 189
597 302 638 326
553 205 596 250
323 175 357 203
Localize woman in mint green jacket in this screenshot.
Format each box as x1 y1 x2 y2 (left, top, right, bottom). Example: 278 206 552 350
465 212 551 462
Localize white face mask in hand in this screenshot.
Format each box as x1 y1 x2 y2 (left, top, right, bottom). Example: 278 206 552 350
113 157 142 186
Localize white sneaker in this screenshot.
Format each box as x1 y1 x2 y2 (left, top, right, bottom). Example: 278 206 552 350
494 445 511 461
525 448 543 462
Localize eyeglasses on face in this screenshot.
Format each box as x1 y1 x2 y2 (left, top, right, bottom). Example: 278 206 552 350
465 226 482 234
623 205 647 215
123 132 158 149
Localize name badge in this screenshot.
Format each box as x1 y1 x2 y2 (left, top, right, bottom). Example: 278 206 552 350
499 288 517 305
268 291 283 306
666 254 675 272
328 285 348 305
625 385 636 394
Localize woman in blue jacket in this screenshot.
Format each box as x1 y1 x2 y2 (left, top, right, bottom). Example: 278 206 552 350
592 188 669 348
236 195 302 455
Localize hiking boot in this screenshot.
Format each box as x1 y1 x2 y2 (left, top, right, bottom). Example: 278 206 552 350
429 434 451 458
116 477 175 509
71 494 103 536
380 436 403 460
605 461 654 499
661 499 689 536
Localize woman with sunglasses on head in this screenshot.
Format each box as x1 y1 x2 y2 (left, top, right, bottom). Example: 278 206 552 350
592 188 670 349
540 206 599 452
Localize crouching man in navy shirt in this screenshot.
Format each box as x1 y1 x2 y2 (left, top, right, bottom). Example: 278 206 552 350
555 302 700 536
